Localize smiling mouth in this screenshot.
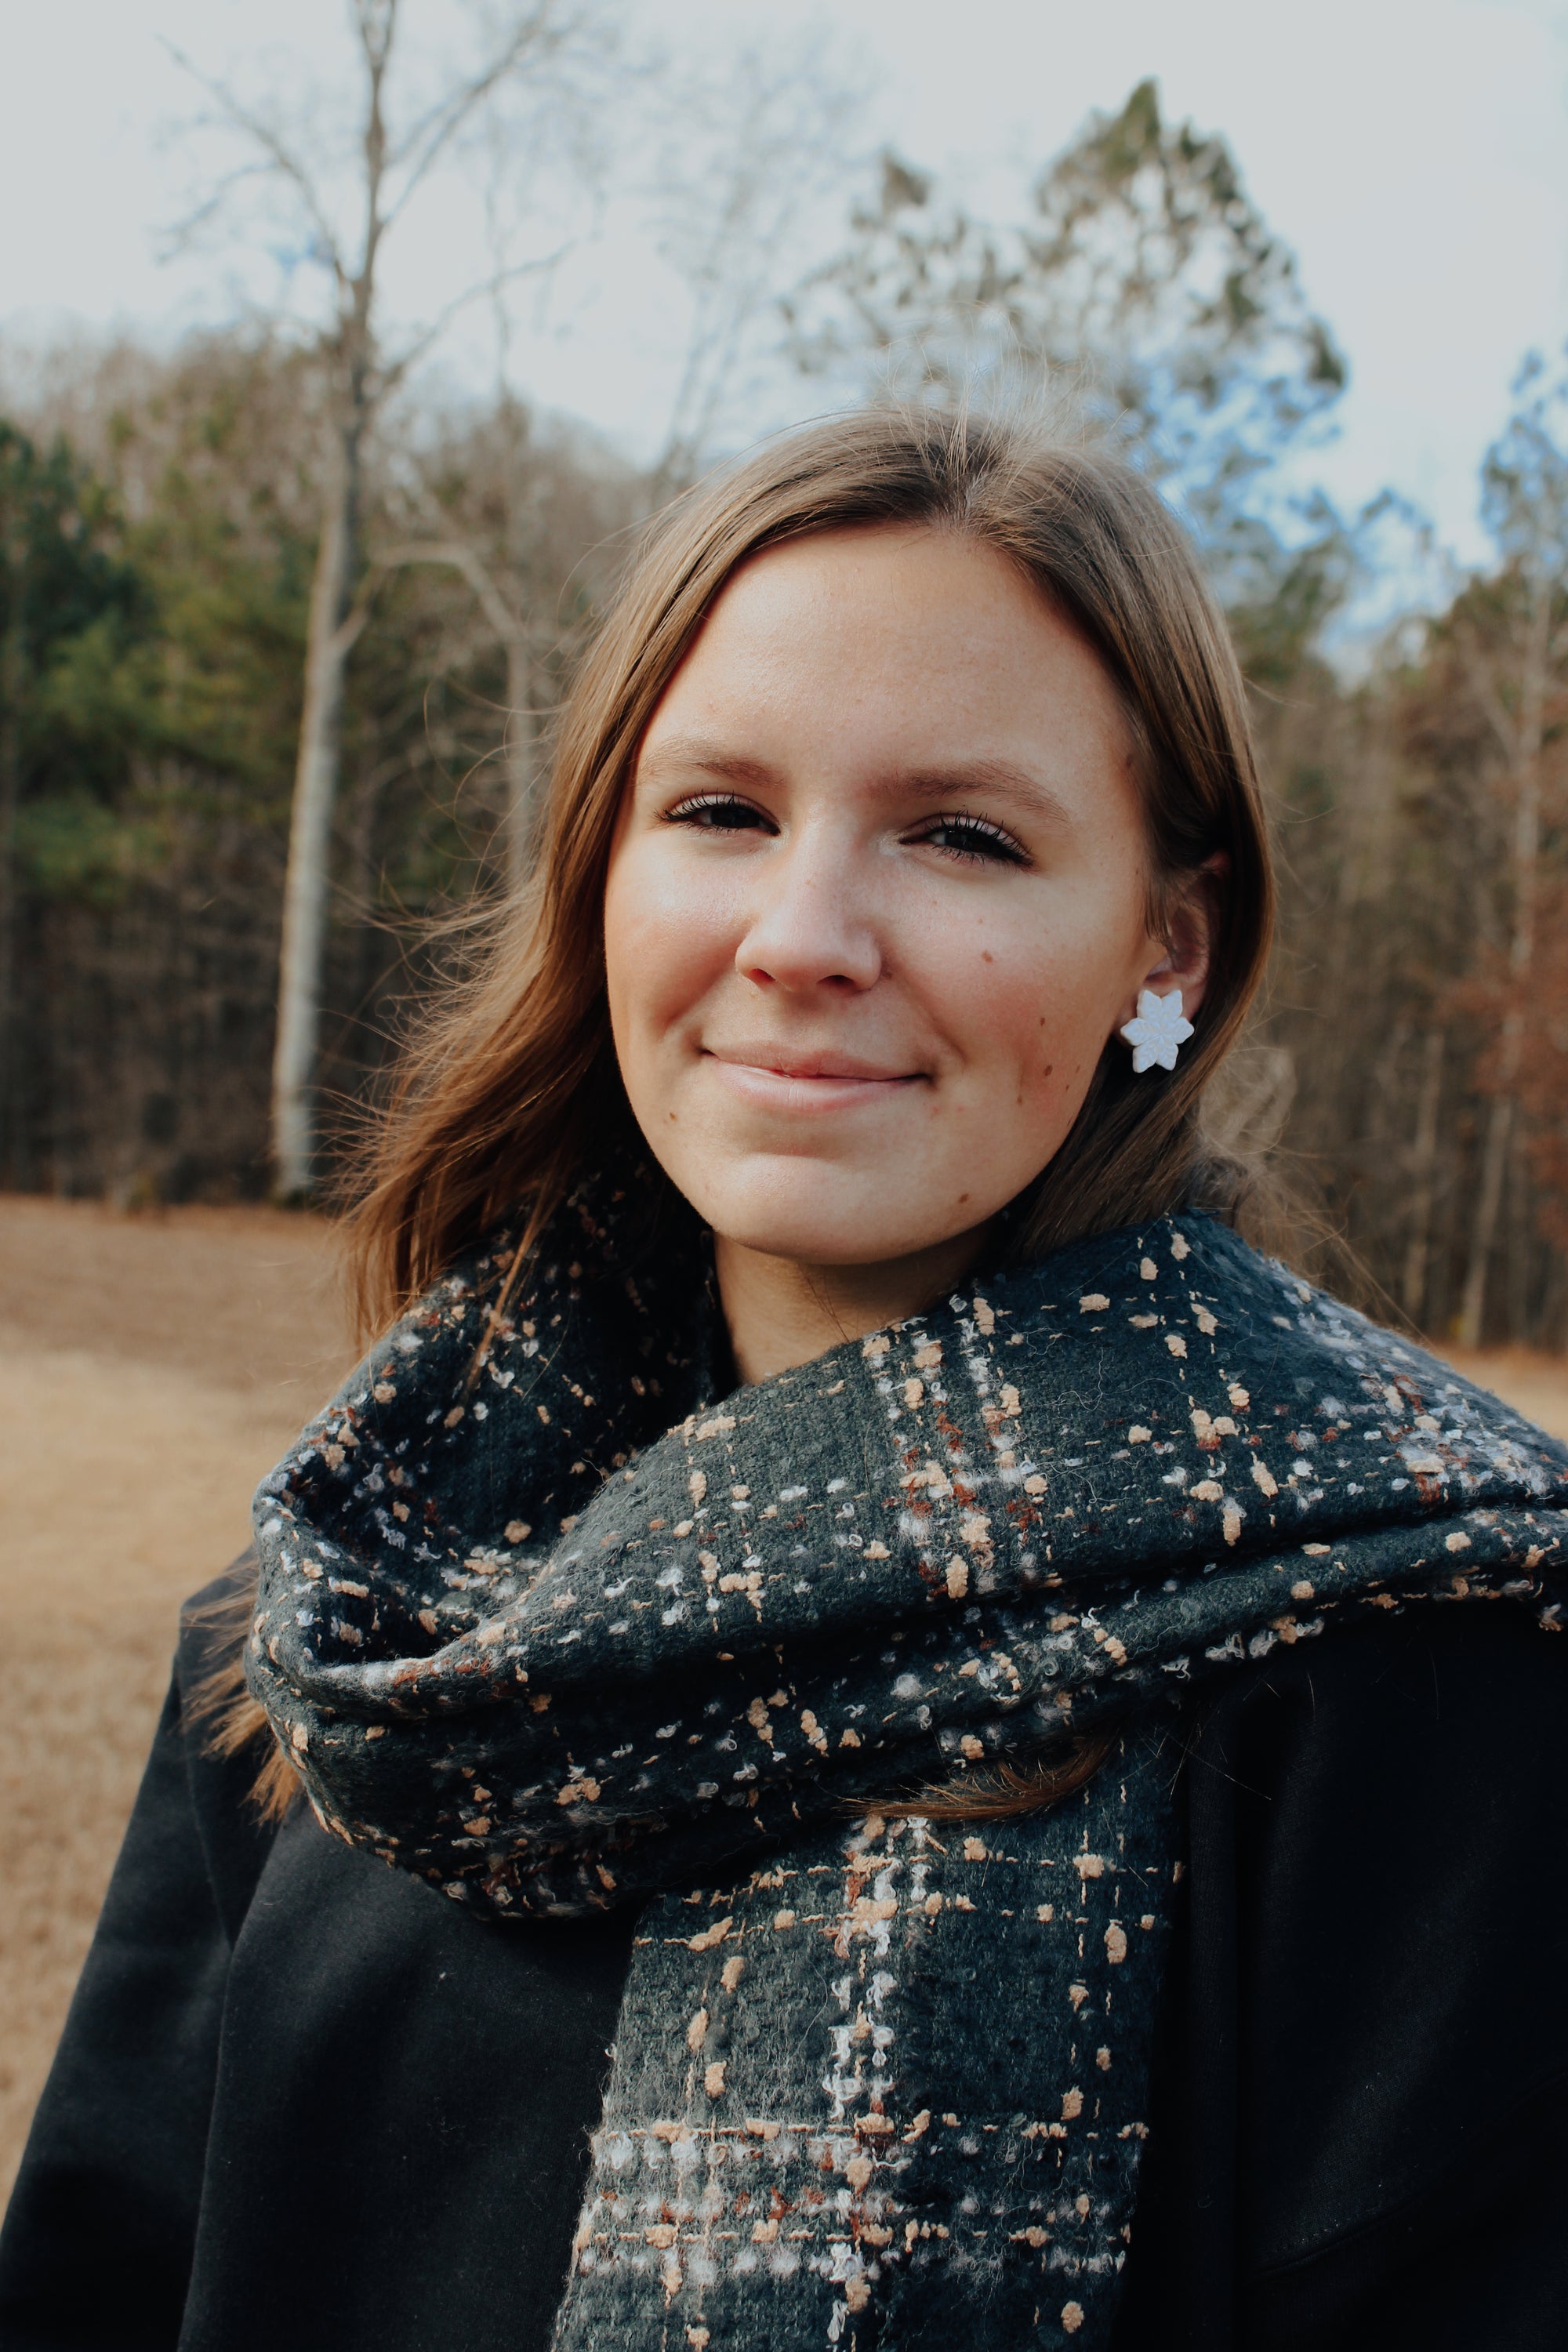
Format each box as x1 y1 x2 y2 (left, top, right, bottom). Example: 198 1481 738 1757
702 1046 924 1105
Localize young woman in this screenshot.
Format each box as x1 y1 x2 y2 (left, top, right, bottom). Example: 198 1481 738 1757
2 410 1565 2352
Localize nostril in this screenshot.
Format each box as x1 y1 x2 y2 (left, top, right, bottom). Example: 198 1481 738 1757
735 926 881 993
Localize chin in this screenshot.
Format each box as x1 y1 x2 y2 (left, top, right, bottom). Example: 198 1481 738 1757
694 1164 940 1268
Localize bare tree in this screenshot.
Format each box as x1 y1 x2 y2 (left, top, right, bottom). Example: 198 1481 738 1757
1454 583 1548 1346
1402 1026 1446 1322
365 37 865 884
1452 360 1568 1343
379 518 540 890
643 41 864 494
169 0 608 1197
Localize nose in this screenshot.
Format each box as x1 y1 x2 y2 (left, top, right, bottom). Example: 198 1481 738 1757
733 829 883 996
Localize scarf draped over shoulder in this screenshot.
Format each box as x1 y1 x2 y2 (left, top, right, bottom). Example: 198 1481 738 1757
247 1186 1568 1919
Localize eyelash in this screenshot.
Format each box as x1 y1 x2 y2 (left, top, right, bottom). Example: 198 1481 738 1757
662 794 1029 868
918 811 1029 866
663 792 764 834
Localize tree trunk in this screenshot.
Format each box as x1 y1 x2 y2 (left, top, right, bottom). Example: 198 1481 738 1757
1458 1045 1515 1347
1505 1123 1533 1345
1402 1026 1444 1324
1454 577 1548 1347
270 424 361 1199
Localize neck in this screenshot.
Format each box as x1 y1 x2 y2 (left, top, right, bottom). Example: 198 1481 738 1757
714 1225 993 1385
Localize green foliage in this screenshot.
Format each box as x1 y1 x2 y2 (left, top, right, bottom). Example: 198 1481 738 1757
785 80 1347 573
1224 499 1359 689
1482 353 1568 581
0 343 325 920
13 789 165 902
0 421 148 840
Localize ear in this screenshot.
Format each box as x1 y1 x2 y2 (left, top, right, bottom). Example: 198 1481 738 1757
1131 853 1227 1025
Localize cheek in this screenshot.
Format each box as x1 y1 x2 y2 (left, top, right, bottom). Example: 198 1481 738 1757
603 841 733 1058
944 915 1134 1109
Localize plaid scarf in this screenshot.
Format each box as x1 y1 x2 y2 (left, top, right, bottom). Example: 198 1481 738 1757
249 1185 1567 2347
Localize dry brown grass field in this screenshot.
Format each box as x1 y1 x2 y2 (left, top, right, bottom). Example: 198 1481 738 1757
0 1200 352 2207
2 1198 1566 2212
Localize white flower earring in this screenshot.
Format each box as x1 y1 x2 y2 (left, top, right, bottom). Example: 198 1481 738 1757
1120 987 1194 1073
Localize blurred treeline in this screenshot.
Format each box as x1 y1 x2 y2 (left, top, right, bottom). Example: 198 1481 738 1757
2 67 1566 1350
0 336 641 1203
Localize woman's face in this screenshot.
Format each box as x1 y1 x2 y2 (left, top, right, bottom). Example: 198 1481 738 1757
603 522 1210 1272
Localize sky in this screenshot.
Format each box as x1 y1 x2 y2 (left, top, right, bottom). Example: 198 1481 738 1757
2 0 1566 565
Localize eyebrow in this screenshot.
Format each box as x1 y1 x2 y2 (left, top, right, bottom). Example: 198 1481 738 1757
637 738 1073 824
636 740 777 790
893 757 1073 825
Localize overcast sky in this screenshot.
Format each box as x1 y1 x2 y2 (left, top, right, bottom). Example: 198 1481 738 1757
2 0 1566 564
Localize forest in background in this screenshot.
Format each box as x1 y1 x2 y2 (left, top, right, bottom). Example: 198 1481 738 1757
2 20 1566 1352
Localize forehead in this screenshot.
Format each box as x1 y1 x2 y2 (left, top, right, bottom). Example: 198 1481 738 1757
641 522 1130 772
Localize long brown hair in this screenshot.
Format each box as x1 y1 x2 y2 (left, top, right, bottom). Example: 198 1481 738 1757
212 403 1275 1823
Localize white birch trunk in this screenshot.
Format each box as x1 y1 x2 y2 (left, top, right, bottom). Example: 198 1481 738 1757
270 430 360 1199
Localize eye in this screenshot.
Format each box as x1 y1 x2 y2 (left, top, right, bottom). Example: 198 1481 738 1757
662 791 775 836
911 811 1029 867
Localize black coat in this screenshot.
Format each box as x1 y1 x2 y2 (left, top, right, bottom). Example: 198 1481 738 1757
1 1563 1564 2352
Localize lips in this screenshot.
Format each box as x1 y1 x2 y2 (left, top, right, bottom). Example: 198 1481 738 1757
704 1044 919 1083
701 1043 924 1112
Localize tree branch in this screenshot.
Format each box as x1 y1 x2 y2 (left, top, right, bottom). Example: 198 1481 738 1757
378 239 579 394
376 539 523 648
1456 622 1526 769
161 38 348 291
382 1 569 230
